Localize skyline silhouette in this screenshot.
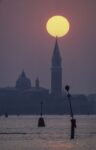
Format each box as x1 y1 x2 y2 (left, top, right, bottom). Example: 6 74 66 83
0 38 96 115
0 0 96 94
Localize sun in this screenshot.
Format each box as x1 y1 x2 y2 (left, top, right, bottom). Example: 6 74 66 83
46 15 70 38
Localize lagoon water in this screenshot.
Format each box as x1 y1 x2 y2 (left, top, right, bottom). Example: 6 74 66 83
0 115 96 150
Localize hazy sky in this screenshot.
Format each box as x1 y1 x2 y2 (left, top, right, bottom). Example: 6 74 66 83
0 0 96 94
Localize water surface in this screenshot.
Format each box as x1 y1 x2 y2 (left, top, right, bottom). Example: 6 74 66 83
0 115 96 150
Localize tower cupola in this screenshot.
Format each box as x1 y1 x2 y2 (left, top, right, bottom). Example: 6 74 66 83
35 77 40 88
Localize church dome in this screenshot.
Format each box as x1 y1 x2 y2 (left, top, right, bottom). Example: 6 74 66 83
16 71 31 89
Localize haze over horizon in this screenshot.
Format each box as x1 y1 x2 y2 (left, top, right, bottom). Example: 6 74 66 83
0 0 96 95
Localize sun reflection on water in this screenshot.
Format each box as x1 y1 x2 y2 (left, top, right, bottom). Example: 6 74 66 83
44 141 74 150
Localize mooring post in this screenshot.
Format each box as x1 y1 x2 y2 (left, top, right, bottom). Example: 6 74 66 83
40 101 43 116
38 101 45 127
70 118 76 139
65 85 76 139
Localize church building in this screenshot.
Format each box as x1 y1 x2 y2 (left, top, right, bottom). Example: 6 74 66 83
0 38 64 114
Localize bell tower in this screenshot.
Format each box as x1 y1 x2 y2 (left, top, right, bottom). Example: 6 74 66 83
51 38 62 97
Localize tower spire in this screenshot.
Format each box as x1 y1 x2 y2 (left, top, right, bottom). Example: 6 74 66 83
52 37 61 67
51 37 62 97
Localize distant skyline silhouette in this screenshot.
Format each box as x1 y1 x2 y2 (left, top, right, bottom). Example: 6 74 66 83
0 0 96 94
0 38 96 115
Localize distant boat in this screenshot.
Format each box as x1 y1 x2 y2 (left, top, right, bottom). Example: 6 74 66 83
5 112 8 118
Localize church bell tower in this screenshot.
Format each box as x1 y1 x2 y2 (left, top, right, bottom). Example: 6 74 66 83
51 38 62 97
